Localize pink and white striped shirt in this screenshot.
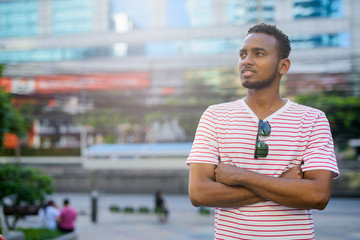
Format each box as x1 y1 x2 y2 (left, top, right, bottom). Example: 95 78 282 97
187 98 339 240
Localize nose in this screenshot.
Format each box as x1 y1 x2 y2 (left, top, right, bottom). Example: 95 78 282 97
239 54 253 67
241 54 254 66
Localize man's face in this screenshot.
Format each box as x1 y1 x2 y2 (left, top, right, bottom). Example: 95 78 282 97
238 33 280 89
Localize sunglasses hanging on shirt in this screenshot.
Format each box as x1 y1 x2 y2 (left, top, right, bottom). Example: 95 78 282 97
254 119 271 159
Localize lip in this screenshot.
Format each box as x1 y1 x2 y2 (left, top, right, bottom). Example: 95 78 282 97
241 68 256 73
241 68 256 77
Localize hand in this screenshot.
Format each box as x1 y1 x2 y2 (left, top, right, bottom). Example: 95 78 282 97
280 165 303 179
215 163 243 186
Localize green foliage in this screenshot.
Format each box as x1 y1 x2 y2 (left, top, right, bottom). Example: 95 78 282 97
16 228 63 240
0 64 4 76
109 205 120 212
0 64 27 151
124 206 135 213
18 102 35 131
138 206 150 214
0 89 26 151
199 207 211 215
295 92 360 150
0 164 54 229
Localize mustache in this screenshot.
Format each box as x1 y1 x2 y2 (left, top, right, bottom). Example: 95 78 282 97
240 67 256 73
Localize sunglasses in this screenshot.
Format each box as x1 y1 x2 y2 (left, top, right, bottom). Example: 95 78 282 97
254 120 271 159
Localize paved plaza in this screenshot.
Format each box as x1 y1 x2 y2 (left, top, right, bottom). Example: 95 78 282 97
17 193 360 240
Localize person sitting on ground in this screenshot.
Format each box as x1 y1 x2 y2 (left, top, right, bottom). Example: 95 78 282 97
43 200 60 230
57 198 77 233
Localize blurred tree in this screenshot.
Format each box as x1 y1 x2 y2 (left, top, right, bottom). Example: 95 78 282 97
0 64 26 151
295 92 360 151
0 164 54 231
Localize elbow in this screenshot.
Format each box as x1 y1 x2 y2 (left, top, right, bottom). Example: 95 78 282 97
311 192 331 210
189 196 202 207
188 188 202 207
188 184 207 207
314 197 329 210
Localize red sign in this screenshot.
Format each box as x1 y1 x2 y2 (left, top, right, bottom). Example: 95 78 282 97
3 133 19 149
0 77 12 92
0 73 150 94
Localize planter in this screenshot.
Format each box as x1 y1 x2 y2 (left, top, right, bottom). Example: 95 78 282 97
2 231 25 240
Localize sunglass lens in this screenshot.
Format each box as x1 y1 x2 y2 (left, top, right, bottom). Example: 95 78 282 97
255 140 268 158
259 121 271 136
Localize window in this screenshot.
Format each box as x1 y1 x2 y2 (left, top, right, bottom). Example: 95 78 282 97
227 0 275 25
110 0 150 32
293 0 343 19
0 47 112 64
291 32 350 49
166 0 212 28
52 0 94 34
0 0 39 38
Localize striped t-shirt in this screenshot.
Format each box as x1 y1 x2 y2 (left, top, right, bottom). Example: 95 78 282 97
187 98 339 240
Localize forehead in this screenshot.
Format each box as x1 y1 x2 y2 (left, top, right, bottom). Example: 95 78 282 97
241 33 278 51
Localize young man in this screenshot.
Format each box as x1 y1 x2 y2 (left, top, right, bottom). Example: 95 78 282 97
187 23 339 239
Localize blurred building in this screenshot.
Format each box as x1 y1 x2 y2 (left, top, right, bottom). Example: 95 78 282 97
0 0 359 147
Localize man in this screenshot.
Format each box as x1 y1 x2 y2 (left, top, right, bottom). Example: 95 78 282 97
57 198 77 233
187 23 339 239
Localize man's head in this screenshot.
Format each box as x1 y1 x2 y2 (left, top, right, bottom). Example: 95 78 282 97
64 198 70 206
238 23 291 90
247 23 291 60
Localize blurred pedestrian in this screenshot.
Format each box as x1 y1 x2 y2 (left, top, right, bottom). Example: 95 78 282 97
57 198 77 233
43 200 60 230
154 190 168 223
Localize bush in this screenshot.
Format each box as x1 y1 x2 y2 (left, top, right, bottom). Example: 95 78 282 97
16 228 63 240
0 164 54 230
124 207 134 213
109 205 120 212
138 207 150 214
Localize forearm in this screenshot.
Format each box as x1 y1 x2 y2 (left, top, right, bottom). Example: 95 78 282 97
236 169 332 209
189 163 265 208
189 178 264 208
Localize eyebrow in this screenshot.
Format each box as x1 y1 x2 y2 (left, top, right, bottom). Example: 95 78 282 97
252 47 267 52
239 47 268 53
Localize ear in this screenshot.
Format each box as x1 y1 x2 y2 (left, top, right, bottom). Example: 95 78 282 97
279 58 290 75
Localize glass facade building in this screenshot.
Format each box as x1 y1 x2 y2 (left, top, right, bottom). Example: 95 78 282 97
0 0 356 70
0 0 351 64
0 0 358 147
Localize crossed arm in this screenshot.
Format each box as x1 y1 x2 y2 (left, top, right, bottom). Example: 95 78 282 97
188 162 334 210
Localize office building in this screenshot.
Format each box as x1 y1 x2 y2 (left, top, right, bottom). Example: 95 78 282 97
0 0 359 147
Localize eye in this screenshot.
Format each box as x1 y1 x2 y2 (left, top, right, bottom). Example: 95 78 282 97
255 52 265 57
239 52 247 59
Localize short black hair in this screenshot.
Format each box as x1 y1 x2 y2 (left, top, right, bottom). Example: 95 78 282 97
247 23 291 59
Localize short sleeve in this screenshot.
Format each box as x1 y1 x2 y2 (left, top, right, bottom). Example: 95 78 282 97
302 112 339 178
187 106 220 165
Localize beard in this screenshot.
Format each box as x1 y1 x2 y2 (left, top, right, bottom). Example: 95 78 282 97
241 62 279 89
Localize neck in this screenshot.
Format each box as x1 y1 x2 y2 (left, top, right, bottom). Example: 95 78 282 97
244 89 286 120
